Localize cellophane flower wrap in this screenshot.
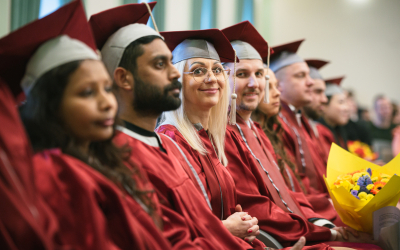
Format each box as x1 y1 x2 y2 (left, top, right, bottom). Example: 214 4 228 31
324 144 400 233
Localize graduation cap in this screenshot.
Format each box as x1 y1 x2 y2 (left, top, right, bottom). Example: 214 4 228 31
305 59 329 80
161 29 237 123
222 21 272 114
270 39 305 73
0 0 98 97
221 21 270 60
324 76 345 97
160 29 236 65
89 2 162 78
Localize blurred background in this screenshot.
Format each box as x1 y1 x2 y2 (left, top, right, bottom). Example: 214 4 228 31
1 0 400 111
1 0 400 160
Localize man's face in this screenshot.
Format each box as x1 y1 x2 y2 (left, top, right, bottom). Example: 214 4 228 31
303 79 327 119
375 97 393 121
227 59 265 113
276 62 314 108
132 39 182 116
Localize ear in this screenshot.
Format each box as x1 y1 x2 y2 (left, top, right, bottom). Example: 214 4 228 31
114 67 134 91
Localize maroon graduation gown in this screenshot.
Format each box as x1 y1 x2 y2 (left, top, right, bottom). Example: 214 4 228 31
225 124 382 249
278 101 327 194
33 149 172 250
236 116 342 224
114 127 262 250
229 115 326 220
157 124 334 249
0 81 58 249
317 123 342 155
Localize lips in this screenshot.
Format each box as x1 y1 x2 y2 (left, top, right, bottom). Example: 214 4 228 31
96 118 114 127
199 88 219 94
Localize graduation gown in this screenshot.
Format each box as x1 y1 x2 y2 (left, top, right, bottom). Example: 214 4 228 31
318 121 348 151
0 81 58 250
114 124 262 250
237 116 341 225
228 115 331 222
278 101 327 194
157 124 334 249
33 149 172 250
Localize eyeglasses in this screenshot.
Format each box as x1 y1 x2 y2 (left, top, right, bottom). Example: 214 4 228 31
183 67 231 83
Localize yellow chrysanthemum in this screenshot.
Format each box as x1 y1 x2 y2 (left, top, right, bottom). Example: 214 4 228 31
358 192 368 199
353 185 361 191
352 173 363 183
381 178 389 183
366 184 374 190
338 180 353 192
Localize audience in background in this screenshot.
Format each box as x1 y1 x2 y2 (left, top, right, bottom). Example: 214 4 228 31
368 95 398 162
343 90 372 145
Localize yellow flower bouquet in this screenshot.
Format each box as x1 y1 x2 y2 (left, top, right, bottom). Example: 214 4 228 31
324 144 400 233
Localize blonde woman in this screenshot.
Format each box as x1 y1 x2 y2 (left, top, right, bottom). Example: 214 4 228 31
156 29 265 245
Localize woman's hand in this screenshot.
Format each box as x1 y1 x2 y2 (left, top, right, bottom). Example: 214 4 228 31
222 204 260 242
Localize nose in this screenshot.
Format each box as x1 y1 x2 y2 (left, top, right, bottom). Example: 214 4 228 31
273 85 281 98
248 74 259 88
98 89 117 112
205 69 218 83
321 93 328 104
169 63 181 81
306 75 314 87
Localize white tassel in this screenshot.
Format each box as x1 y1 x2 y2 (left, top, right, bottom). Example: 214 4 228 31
264 42 271 104
229 93 237 125
229 49 237 125
264 74 270 104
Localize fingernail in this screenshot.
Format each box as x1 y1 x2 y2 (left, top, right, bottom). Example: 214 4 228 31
248 229 252 233
242 217 246 221
244 238 249 242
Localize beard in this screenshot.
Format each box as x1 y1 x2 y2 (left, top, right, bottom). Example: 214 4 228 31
237 89 259 112
303 105 321 120
132 74 182 116
238 101 257 112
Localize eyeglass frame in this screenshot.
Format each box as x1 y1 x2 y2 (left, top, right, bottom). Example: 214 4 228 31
182 66 231 83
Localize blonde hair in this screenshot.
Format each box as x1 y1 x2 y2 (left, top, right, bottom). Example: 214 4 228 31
161 59 229 166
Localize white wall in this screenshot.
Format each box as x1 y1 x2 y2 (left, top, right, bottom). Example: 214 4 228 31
84 0 122 18
0 0 11 38
267 0 400 109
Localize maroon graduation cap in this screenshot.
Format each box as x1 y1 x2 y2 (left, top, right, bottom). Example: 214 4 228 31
221 21 271 59
270 39 305 72
89 2 156 50
325 76 345 86
160 29 237 64
0 0 96 97
305 59 329 70
305 59 330 80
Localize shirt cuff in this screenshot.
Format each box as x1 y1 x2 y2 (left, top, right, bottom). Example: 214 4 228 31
313 219 335 228
329 229 338 241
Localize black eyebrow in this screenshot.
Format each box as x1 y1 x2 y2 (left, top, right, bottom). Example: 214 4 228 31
152 55 170 62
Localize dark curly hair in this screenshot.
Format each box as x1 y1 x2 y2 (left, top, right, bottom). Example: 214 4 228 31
19 60 161 227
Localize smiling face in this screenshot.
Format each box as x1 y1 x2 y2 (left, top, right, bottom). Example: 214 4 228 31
257 70 281 117
226 59 265 114
275 62 314 108
182 58 226 110
60 60 117 145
